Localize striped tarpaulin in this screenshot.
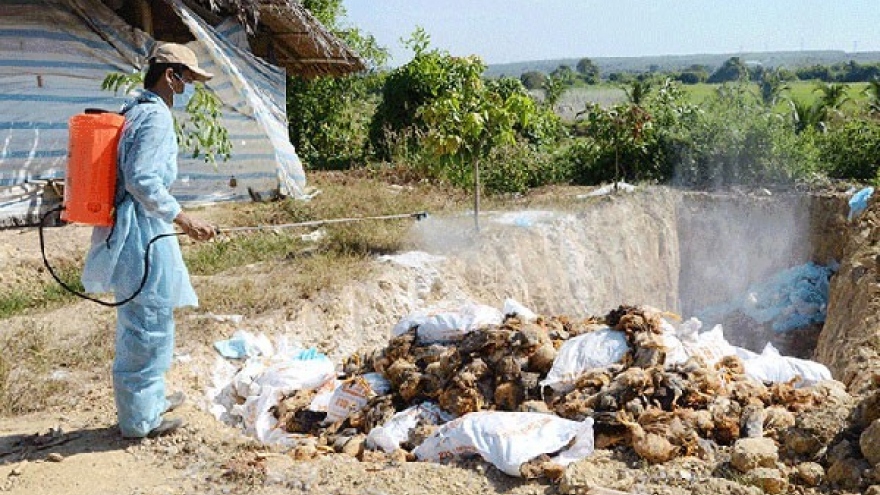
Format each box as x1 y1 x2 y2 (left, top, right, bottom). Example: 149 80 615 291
0 0 305 223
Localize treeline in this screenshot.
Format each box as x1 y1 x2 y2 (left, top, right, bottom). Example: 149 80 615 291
287 25 880 196
285 4 880 195
518 56 880 90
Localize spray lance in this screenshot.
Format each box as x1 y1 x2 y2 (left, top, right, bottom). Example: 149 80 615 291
39 107 428 307
40 206 428 307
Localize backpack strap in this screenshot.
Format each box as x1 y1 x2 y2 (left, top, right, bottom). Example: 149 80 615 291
120 96 154 116
104 97 157 247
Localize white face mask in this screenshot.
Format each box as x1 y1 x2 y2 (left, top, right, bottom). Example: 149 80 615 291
174 81 195 110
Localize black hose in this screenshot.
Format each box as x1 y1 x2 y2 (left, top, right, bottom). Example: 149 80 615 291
39 206 182 307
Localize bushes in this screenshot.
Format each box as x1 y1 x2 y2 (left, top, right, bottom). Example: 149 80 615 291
362 31 565 194
289 50 876 193
819 119 880 181
287 74 381 170
556 80 826 189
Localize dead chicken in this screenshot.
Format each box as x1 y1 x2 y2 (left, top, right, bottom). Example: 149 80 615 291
708 396 743 445
527 344 557 374
385 358 419 389
617 410 679 464
495 381 524 411
439 384 486 416
762 405 796 439
385 330 417 363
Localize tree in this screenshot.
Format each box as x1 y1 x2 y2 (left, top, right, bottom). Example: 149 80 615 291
676 69 707 85
300 0 343 27
576 57 600 84
624 79 652 106
796 65 832 82
550 65 578 86
864 79 880 115
520 71 547 90
758 70 789 107
286 0 389 168
788 98 824 134
608 72 635 84
542 75 565 107
707 57 749 84
814 82 851 111
811 82 851 126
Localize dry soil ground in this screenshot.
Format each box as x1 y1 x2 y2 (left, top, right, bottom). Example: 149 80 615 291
0 181 869 495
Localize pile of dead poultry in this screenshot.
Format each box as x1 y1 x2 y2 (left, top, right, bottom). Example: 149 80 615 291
273 305 841 469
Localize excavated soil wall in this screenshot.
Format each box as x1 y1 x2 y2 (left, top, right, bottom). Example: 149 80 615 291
259 187 854 380
815 195 880 393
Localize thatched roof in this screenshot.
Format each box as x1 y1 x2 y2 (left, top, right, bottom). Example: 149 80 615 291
124 0 366 77
247 0 366 78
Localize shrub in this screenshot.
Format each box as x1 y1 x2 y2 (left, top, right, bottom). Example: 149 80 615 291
818 118 880 181
662 82 820 188
287 74 382 169
478 143 565 194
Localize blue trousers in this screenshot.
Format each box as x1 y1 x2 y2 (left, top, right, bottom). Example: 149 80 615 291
113 301 174 437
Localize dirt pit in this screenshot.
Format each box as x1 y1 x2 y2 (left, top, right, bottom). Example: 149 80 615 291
4 185 880 495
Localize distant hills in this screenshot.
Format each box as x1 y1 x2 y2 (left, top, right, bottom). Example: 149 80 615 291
485 50 880 78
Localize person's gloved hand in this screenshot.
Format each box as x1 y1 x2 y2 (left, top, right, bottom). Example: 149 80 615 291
174 212 216 241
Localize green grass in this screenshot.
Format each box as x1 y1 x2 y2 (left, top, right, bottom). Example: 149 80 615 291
680 83 717 104
681 81 870 111
0 264 84 319
553 81 871 123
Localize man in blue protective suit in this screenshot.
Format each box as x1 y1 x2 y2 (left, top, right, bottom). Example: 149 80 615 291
82 43 217 439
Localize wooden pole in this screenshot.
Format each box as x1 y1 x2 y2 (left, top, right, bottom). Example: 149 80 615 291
136 0 153 36
473 160 480 232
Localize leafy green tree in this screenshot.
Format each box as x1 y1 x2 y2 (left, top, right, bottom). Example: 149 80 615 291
102 72 231 165
287 73 381 169
796 65 832 82
576 57 600 84
285 0 389 169
300 0 388 70
814 82 851 112
788 98 825 134
707 57 749 84
300 0 343 27
520 71 547 90
759 70 789 107
367 28 560 182
572 101 655 184
542 75 565 108
819 119 880 180
675 70 707 85
608 72 634 83
366 28 461 159
810 82 851 128
550 65 578 86
624 79 652 106
864 79 880 114
670 82 818 187
748 63 766 83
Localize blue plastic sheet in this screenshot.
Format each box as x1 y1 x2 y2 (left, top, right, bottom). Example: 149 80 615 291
848 186 874 221
697 262 835 333
213 339 252 359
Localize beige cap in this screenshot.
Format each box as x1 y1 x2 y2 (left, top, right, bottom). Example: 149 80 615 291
150 42 214 81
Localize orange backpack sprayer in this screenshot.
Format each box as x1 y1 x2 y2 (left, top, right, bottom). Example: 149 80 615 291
38 105 176 307
61 109 126 227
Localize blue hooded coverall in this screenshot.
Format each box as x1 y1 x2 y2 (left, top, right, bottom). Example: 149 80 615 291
82 90 198 438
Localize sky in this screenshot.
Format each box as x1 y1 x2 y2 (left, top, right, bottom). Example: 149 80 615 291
341 1 880 66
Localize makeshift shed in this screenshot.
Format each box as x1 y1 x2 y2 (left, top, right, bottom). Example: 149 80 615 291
0 0 365 225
